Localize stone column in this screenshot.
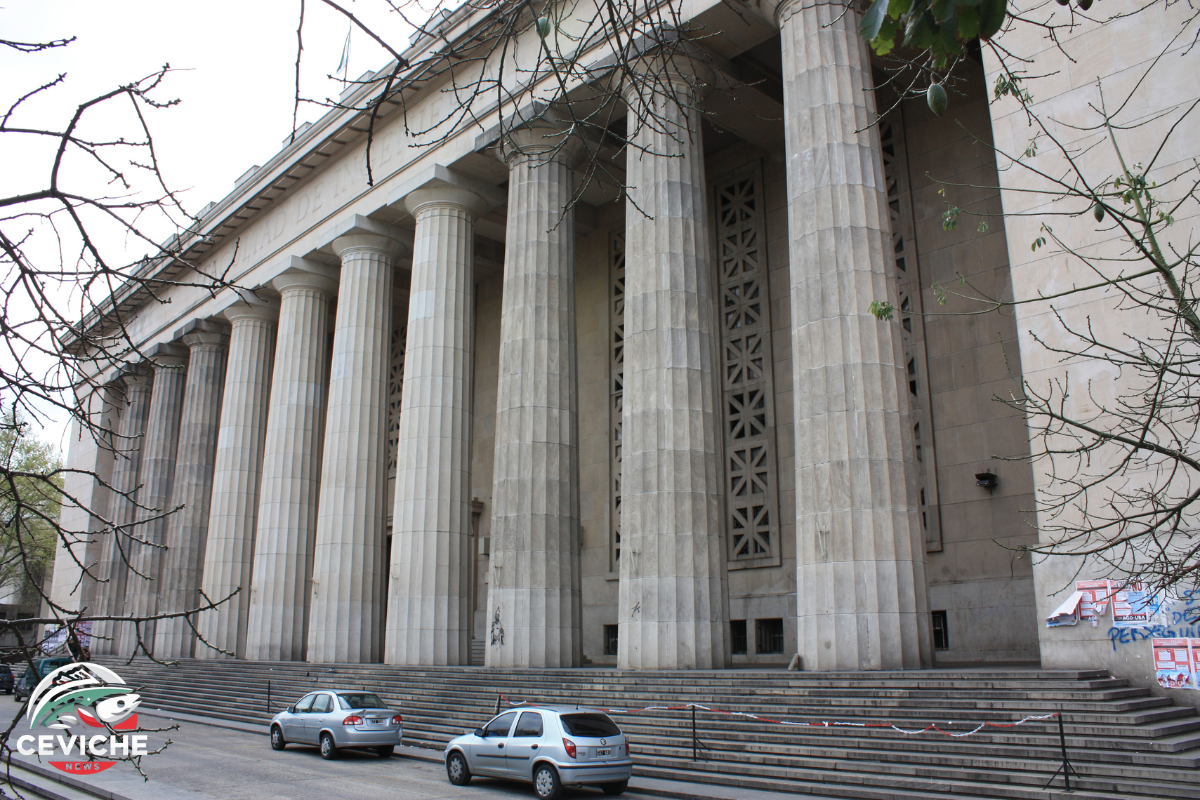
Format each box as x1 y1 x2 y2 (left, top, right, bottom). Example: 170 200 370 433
773 0 931 669
485 122 583 668
91 370 152 656
155 327 229 658
618 57 730 670
307 232 405 664
385 186 485 666
246 267 336 661
49 383 120 624
196 303 277 658
123 344 188 652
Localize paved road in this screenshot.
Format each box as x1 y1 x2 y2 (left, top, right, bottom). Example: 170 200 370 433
0 702 648 800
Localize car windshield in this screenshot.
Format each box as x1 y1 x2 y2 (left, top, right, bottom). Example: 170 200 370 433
338 693 387 710
559 713 621 737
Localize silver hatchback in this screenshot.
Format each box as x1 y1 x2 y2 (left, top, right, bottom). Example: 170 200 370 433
444 705 632 799
270 690 402 759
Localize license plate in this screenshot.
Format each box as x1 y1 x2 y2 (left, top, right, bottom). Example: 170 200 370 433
368 719 384 726
597 748 611 757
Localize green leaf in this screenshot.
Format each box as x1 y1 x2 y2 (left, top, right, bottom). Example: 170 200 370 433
860 0 891 42
979 0 1007 39
932 0 955 22
957 6 980 39
887 0 913 19
869 300 896 321
874 18 900 53
904 11 937 49
939 20 959 52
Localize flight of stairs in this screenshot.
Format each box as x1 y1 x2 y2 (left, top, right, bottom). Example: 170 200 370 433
105 658 1200 800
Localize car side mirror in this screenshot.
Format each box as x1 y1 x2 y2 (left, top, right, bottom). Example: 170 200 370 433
474 728 486 738
287 706 296 714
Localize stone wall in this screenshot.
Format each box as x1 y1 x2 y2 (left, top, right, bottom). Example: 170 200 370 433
901 59 1041 665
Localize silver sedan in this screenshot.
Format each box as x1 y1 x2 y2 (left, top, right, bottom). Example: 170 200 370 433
270 690 402 759
444 705 632 800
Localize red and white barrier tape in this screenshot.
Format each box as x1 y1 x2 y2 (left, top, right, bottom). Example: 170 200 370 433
496 694 1059 739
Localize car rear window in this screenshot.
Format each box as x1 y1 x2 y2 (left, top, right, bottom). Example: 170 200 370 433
0 665 11 675
559 713 621 737
338 693 387 710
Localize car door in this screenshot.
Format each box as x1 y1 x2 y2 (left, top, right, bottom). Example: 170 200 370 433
305 693 335 743
471 711 517 777
284 695 314 741
505 711 545 780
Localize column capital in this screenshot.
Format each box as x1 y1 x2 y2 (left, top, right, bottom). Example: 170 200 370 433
117 371 152 394
271 257 339 296
403 185 490 221
327 213 409 261
620 44 716 106
497 116 587 168
182 330 230 350
109 361 150 389
332 232 409 260
222 301 279 325
146 341 188 370
746 0 840 26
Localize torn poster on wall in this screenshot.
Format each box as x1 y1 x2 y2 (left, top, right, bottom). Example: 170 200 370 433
1152 638 1200 690
1046 591 1084 627
1111 582 1162 628
1046 580 1166 628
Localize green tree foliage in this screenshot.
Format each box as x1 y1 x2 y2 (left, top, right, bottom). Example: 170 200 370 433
859 0 1008 66
0 411 62 606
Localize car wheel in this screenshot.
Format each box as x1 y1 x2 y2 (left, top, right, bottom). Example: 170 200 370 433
270 726 286 751
319 733 337 760
446 751 471 786
375 745 393 758
533 763 562 800
601 780 628 796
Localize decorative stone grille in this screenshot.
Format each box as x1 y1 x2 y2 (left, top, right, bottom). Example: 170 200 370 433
609 232 624 570
880 113 943 552
715 165 781 567
387 314 407 472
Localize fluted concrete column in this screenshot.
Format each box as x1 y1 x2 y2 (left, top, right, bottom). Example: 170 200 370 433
385 186 486 665
91 371 151 656
307 231 405 664
156 328 228 658
246 268 336 661
485 123 583 668
618 57 729 670
773 0 931 669
196 303 277 658
123 345 188 652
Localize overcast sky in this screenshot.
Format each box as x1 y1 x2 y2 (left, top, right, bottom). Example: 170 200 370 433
3 1 418 452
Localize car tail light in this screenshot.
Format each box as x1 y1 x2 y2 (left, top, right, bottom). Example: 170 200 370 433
562 738 576 759
624 738 631 756
343 715 363 726
392 715 403 726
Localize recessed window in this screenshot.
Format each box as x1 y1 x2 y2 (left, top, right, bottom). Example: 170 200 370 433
730 620 747 655
755 618 784 655
603 624 619 656
932 610 949 651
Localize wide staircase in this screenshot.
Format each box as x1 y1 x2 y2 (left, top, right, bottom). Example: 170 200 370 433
106 658 1200 800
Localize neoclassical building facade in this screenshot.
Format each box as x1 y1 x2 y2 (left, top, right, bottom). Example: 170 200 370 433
49 0 1197 688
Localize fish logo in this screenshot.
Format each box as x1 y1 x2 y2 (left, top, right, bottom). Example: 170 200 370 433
26 662 141 730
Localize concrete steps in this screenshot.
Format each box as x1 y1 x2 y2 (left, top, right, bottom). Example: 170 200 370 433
103 658 1200 800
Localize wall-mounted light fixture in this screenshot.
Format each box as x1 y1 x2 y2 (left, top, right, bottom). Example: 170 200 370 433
975 471 998 490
